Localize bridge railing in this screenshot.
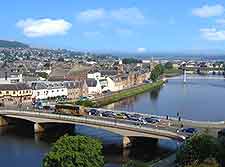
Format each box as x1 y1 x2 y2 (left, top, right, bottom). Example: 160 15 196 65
0 109 186 141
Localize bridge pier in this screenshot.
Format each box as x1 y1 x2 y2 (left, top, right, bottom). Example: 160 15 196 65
122 136 132 148
34 123 45 133
0 116 8 127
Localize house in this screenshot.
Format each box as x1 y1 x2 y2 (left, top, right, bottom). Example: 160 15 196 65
86 78 102 95
87 72 110 94
0 62 23 84
63 81 87 99
48 63 91 81
0 83 32 106
31 81 68 100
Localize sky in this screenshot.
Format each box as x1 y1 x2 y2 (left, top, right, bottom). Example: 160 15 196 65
1 0 225 53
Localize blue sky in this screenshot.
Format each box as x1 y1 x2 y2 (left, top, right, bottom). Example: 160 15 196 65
1 0 225 53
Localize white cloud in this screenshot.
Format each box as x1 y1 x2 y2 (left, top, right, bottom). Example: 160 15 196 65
137 47 147 53
192 4 224 18
77 7 146 24
17 18 72 37
200 28 225 41
76 8 106 22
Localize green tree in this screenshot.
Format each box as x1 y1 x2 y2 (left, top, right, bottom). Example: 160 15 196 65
164 62 173 69
122 160 148 167
43 135 104 167
176 134 221 166
185 158 219 167
150 64 164 82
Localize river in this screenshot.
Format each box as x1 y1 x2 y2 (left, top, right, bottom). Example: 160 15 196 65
1 76 225 167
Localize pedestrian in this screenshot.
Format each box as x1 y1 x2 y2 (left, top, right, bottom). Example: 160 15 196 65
178 116 181 122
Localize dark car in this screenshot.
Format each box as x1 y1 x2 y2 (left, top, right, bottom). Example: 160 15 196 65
89 109 100 116
145 117 160 124
102 111 115 118
179 128 198 134
218 129 225 138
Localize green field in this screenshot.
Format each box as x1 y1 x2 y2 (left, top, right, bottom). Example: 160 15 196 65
95 80 165 107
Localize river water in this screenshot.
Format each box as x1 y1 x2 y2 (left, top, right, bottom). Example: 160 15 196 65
1 76 225 167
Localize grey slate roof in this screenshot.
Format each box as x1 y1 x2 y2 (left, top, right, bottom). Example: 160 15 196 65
0 83 31 91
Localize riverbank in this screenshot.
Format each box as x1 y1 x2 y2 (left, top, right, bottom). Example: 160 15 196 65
95 80 165 107
163 68 182 78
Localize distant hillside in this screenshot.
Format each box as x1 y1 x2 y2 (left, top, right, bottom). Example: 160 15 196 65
0 40 29 48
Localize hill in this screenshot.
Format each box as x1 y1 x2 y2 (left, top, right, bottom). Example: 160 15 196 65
0 40 29 48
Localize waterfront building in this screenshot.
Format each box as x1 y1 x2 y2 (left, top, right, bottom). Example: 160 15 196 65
0 83 32 105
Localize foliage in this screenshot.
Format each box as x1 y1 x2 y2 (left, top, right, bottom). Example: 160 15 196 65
176 133 221 166
150 64 164 82
75 100 97 107
43 135 104 167
122 58 142 64
37 72 48 79
185 158 219 167
122 160 148 167
164 62 173 69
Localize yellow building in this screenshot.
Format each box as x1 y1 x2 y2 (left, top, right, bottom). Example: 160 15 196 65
0 83 32 106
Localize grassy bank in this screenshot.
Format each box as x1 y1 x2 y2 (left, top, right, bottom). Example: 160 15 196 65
95 80 165 107
164 68 182 77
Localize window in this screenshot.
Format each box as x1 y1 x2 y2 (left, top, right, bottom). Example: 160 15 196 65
6 91 9 95
13 91 16 94
0 91 2 94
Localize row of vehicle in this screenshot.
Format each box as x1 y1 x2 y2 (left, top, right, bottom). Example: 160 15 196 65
88 109 161 125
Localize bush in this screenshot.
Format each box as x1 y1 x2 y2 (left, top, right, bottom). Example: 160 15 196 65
122 160 148 167
43 135 104 167
176 133 221 166
75 100 97 107
185 158 219 167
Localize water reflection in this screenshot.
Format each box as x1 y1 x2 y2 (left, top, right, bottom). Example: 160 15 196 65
0 125 176 167
150 88 161 101
105 77 225 121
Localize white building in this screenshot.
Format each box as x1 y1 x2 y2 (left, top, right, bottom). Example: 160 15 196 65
87 72 110 94
31 81 68 100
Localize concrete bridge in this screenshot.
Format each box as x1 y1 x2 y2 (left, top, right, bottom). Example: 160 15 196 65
0 109 186 147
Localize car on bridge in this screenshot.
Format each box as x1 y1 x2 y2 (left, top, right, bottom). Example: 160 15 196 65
145 117 160 124
177 128 198 135
102 111 116 118
88 109 100 116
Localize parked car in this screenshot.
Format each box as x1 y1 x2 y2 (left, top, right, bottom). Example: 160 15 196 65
102 111 115 118
178 128 198 134
145 117 160 124
89 109 100 116
116 113 127 119
87 95 95 100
